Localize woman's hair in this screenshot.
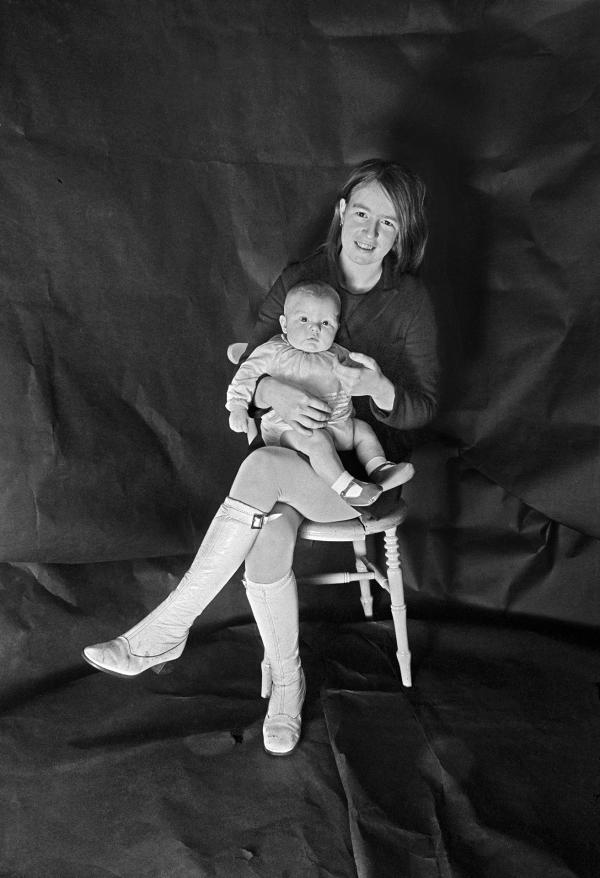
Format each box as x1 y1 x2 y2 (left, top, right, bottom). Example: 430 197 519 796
323 159 428 274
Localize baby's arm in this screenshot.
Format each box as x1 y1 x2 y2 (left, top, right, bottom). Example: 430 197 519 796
226 340 280 433
228 407 250 433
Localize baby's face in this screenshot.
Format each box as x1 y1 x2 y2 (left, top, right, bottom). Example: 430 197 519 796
280 293 339 353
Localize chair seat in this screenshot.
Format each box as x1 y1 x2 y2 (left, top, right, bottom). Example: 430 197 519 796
298 500 407 542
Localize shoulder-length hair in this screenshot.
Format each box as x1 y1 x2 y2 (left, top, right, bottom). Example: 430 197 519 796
323 159 428 275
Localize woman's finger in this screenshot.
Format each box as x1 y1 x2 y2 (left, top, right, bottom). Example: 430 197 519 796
303 394 332 414
348 351 378 370
332 362 358 382
287 420 315 436
296 411 328 428
304 404 331 421
334 363 360 390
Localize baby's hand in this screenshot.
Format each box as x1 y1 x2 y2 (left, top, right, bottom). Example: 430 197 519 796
229 409 249 433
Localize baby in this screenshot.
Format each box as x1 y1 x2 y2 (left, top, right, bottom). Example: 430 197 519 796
226 281 414 506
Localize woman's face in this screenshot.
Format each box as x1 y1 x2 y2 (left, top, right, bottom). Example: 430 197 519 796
339 181 399 268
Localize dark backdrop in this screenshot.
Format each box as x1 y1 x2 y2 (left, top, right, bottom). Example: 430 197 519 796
1 3 599 877
1 1 598 613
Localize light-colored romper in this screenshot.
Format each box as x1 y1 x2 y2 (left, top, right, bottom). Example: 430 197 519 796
226 334 356 449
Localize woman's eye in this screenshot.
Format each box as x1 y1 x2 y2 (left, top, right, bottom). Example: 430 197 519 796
383 219 396 228
356 211 367 218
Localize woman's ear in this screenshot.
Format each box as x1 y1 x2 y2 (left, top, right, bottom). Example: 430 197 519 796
279 314 287 334
339 198 346 223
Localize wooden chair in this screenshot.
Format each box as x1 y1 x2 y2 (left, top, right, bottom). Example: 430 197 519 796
227 342 412 686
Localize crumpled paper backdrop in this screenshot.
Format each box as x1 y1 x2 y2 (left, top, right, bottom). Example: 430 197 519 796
1 3 599 875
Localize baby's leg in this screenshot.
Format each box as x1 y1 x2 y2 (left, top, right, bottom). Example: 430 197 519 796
353 419 415 490
280 429 381 507
280 428 343 484
353 418 386 469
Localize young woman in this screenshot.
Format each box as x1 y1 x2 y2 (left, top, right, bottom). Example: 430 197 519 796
83 159 439 757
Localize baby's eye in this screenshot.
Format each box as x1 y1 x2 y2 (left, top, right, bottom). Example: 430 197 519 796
322 320 330 326
299 316 308 323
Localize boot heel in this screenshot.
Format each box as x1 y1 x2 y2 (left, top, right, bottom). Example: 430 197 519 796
151 662 174 675
260 656 272 698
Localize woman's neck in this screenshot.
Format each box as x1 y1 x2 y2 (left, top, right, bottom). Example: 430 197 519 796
338 251 383 294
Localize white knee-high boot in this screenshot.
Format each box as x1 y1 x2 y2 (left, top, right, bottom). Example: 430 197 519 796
82 498 280 677
244 570 305 756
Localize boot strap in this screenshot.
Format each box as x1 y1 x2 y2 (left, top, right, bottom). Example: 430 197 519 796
223 497 282 529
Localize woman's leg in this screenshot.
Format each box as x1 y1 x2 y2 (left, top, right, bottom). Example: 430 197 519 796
279 429 381 507
244 506 304 755
245 502 303 583
82 496 278 676
83 448 359 678
229 445 360 521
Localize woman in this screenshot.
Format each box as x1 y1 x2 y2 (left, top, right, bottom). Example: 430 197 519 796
83 159 439 757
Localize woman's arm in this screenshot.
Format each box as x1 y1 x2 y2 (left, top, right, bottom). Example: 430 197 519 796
335 288 439 430
376 289 439 430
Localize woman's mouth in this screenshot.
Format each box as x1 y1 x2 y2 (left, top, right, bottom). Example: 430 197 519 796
355 240 376 251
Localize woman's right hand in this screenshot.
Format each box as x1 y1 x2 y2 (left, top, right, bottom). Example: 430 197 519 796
255 377 332 436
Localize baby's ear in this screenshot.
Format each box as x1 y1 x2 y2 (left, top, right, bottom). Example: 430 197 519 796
279 314 287 333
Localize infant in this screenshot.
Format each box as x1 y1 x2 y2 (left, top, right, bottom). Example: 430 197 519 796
226 281 414 506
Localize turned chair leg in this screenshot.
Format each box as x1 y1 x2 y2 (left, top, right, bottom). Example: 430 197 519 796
352 538 373 618
384 527 412 687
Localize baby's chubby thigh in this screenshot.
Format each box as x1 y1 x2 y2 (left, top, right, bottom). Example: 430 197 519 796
278 418 353 457
278 424 336 457
325 417 355 452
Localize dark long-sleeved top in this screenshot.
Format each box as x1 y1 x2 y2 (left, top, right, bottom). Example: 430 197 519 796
245 250 440 460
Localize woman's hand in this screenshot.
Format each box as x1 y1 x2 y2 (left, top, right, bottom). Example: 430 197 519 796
334 352 396 412
255 376 332 436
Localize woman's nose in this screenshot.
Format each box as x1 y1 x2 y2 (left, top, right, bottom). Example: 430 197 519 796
365 219 378 238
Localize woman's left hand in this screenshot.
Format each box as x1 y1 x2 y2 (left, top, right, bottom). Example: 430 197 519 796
333 352 396 411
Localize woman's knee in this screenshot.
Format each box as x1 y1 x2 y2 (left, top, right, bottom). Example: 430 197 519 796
229 447 285 509
244 502 303 582
231 446 274 486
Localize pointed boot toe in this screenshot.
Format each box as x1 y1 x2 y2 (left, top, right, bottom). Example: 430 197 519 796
82 635 186 677
82 637 137 676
